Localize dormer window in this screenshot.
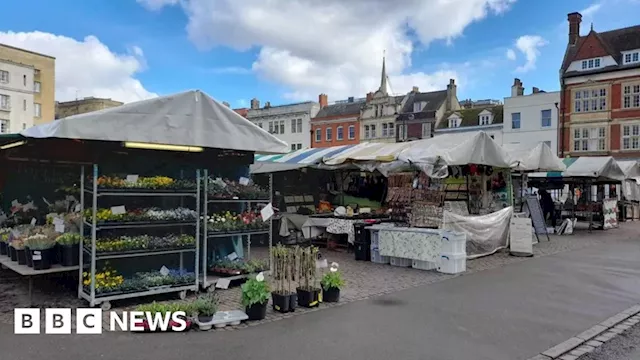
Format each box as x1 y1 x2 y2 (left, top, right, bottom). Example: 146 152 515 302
581 58 602 70
448 116 460 128
623 50 640 65
413 101 427 112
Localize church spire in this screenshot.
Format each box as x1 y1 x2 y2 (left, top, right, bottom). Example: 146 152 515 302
379 51 388 95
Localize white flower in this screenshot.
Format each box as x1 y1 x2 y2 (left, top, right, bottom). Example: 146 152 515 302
331 262 339 269
256 272 264 282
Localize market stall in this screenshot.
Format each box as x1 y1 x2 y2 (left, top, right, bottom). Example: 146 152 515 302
617 160 640 220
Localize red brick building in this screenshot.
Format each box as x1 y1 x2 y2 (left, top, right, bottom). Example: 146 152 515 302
311 94 363 148
559 12 640 158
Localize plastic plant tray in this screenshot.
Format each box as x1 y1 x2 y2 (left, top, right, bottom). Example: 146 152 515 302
209 310 249 328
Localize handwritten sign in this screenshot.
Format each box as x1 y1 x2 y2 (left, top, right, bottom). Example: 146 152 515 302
55 224 65 233
260 203 274 221
125 174 139 183
160 265 170 276
509 218 533 256
111 206 126 215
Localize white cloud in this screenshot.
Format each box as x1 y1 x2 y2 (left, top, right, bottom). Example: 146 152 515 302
140 0 516 100
506 49 516 60
580 3 602 18
207 66 252 75
136 0 180 11
513 35 548 73
0 31 156 103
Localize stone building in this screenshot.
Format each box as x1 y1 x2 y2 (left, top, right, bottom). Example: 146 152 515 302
55 97 123 119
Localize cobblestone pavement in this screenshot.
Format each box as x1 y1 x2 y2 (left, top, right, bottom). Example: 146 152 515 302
578 321 640 360
0 222 635 330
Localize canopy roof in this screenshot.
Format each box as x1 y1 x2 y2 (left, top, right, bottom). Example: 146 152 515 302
322 142 414 165
251 145 358 173
503 142 566 172
21 90 289 154
529 156 625 182
617 160 640 179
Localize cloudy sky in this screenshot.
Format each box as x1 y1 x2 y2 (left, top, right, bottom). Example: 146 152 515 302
1 0 639 107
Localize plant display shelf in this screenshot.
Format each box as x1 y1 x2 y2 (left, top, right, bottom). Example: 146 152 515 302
79 164 201 309
200 169 273 292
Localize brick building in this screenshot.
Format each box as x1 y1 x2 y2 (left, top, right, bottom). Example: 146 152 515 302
559 12 640 158
311 94 363 148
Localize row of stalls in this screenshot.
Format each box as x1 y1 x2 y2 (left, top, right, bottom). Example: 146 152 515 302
0 90 289 308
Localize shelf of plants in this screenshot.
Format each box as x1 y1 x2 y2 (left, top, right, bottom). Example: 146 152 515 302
79 166 201 309
200 170 273 291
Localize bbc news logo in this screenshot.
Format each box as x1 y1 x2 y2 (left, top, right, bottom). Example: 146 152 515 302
14 308 187 334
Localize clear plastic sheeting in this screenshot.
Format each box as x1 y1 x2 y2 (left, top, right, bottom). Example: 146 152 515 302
442 206 513 259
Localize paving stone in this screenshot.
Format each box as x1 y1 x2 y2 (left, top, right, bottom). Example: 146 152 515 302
575 324 607 341
600 312 632 327
621 304 640 316
560 355 578 360
577 345 595 352
527 355 552 360
615 324 632 331
610 327 625 334
542 337 584 358
586 340 603 347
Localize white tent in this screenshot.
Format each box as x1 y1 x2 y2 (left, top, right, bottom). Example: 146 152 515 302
503 142 566 172
397 132 513 177
617 160 640 181
21 90 289 154
617 160 640 201
529 156 626 182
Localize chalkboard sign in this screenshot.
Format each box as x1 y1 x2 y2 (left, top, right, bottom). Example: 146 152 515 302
525 195 550 242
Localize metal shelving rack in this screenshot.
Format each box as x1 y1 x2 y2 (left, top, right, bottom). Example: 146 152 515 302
200 169 273 292
79 164 201 309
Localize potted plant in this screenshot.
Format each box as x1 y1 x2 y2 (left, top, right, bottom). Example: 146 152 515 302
0 229 9 256
56 233 81 266
193 294 218 330
241 272 270 321
12 239 27 265
134 301 193 332
271 244 297 313
296 246 321 308
25 234 55 270
321 262 345 303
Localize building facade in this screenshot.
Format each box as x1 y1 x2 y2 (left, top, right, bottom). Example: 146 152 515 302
55 97 123 119
0 59 35 133
559 12 640 158
0 43 55 125
246 98 320 151
503 78 560 152
311 94 363 148
435 105 504 144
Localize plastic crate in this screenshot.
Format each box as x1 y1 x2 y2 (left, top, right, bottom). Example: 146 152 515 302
441 232 466 254
412 259 438 271
437 252 466 274
370 230 380 250
370 249 390 264
389 256 411 267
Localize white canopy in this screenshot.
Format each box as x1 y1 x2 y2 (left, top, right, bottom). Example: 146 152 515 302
503 142 566 172
617 160 640 180
21 90 289 154
397 132 512 177
560 156 625 182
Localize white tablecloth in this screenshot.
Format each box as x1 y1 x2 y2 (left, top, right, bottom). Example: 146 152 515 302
378 227 442 262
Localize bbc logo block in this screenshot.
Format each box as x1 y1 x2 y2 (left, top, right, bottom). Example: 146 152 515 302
14 308 103 334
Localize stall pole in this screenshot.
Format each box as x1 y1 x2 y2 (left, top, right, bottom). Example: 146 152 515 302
78 166 85 299
202 169 208 289
269 173 273 273
195 169 201 288
91 164 98 306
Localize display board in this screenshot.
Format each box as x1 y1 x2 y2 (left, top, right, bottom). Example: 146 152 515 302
525 195 550 242
602 198 618 230
509 217 533 256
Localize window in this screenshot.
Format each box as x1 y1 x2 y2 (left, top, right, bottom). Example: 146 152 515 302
291 119 296 133
0 94 10 110
622 124 640 150
448 117 460 128
543 141 551 148
388 122 395 137
581 58 602 70
34 69 40 76
541 109 552 127
0 120 8 133
574 88 607 112
364 125 370 139
291 144 297 151
315 128 321 142
22 123 26 130
348 125 355 139
290 118 302 133
623 84 640 109
257 122 262 128
34 103 41 117
23 99 26 111
511 112 521 129
337 126 344 140
370 124 376 138
573 127 606 152
279 120 285 134
413 102 423 112
398 124 406 140
296 143 302 150
326 127 332 141
268 121 274 133
480 114 491 125
382 123 388 137
296 118 302 133
23 75 26 86
421 123 431 138
623 51 640 64
0 70 9 83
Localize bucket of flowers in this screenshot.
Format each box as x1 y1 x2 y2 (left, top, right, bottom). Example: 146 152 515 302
25 234 55 270
241 272 270 321
55 233 82 266
0 228 10 256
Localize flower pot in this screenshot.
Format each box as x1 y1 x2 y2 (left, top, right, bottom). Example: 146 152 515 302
245 302 268 321
51 244 60 265
9 246 17 262
296 287 321 308
16 249 27 265
0 242 7 255
31 248 53 270
196 315 214 331
272 292 292 313
59 244 79 267
322 286 340 303
25 246 33 267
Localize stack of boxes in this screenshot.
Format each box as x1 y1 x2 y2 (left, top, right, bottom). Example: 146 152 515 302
436 231 467 274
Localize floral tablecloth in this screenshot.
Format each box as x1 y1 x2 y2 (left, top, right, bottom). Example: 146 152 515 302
378 227 442 262
326 218 367 244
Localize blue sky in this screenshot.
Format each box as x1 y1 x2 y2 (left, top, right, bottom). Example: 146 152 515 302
1 0 639 107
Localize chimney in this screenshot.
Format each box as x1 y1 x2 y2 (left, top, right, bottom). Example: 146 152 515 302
568 12 582 45
264 101 271 109
222 101 230 107
532 87 540 94
412 86 419 93
446 79 457 111
250 98 260 110
366 92 374 102
511 78 524 97
348 97 354 103
318 93 328 108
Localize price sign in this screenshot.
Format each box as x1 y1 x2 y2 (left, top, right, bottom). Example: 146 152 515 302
160 266 170 276
30 218 37 226
215 278 231 289
125 174 139 183
55 224 65 233
260 203 274 221
111 206 126 215
239 177 250 186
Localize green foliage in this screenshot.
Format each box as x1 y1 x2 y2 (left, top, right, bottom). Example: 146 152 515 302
321 271 345 290
24 234 54 250
241 277 270 307
55 233 82 246
192 294 218 317
135 301 193 314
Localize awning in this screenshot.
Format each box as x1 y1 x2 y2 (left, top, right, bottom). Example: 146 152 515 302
529 156 625 182
322 142 414 165
20 90 289 154
250 145 358 173
503 142 566 172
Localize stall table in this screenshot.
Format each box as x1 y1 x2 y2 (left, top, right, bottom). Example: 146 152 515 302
377 227 442 262
0 255 78 306
302 215 389 244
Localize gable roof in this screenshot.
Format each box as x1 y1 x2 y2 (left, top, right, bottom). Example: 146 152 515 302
562 24 640 78
314 100 365 119
399 90 448 114
438 106 503 129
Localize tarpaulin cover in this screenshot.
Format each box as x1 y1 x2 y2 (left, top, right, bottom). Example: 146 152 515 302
530 156 625 182
442 206 513 259
503 142 566 172
251 145 358 173
322 142 414 165
21 90 289 154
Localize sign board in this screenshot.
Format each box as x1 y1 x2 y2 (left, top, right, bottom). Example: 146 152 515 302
525 195 549 242
602 199 618 230
509 217 533 256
